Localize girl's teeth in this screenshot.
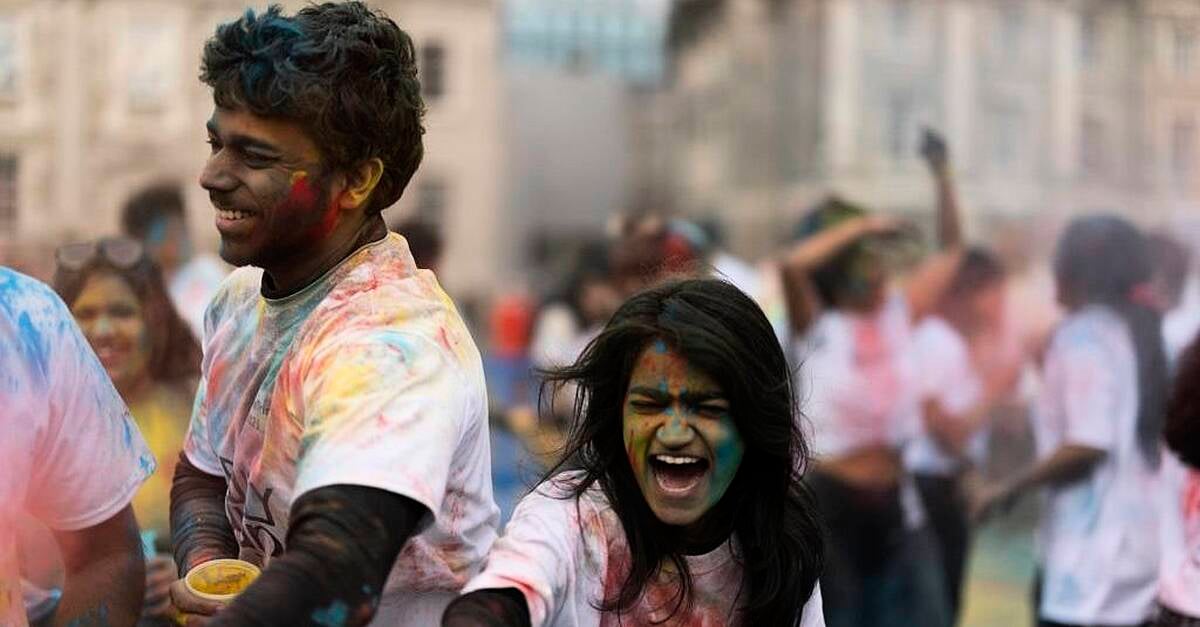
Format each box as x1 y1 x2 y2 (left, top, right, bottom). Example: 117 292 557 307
655 455 701 465
219 210 250 220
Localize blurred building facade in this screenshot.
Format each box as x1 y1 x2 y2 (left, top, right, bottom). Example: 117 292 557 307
505 0 667 85
0 0 503 298
666 0 1200 256
501 0 671 285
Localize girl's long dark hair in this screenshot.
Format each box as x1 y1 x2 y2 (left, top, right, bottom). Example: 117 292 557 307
53 254 201 387
539 278 824 625
1054 215 1169 467
1165 331 1200 468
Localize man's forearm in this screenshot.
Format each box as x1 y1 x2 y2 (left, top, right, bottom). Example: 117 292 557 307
210 485 423 627
933 168 963 250
51 506 144 627
1010 445 1105 494
170 452 238 574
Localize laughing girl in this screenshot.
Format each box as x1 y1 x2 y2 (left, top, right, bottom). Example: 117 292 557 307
443 279 825 626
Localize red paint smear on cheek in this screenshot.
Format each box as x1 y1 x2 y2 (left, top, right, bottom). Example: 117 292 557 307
278 173 340 242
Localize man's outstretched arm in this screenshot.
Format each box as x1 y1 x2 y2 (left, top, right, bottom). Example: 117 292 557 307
208 484 424 627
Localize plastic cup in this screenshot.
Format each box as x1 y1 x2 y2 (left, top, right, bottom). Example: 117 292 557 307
183 559 261 602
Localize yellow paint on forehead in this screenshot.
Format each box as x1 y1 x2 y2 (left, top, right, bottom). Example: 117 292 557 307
290 170 309 185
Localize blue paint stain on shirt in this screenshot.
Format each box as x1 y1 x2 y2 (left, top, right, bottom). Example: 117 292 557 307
311 600 350 627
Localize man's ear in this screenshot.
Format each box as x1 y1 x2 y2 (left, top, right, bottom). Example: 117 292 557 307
339 158 385 211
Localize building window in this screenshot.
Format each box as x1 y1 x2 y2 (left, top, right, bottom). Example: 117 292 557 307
1081 12 1099 67
415 178 446 224
991 107 1023 170
998 5 1025 57
1175 22 1196 76
127 20 174 111
0 15 18 99
887 93 913 161
0 156 17 233
1172 116 1195 186
421 42 446 102
891 0 913 40
1080 115 1107 176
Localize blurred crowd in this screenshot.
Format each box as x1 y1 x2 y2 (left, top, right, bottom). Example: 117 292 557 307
2 2 1199 626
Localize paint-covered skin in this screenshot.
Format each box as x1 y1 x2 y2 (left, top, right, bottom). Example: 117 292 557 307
181 235 498 624
201 106 339 268
622 341 744 527
69 271 151 395
0 268 155 627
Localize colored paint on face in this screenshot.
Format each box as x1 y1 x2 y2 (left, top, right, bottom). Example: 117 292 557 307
622 342 743 527
71 272 152 396
282 171 341 243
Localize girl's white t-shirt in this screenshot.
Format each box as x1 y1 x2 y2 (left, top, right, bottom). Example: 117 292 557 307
1158 452 1200 618
462 473 825 627
903 317 988 476
1033 306 1161 625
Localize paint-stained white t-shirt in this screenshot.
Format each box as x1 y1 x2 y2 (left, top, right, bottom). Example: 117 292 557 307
0 268 154 627
1033 306 1160 625
1158 453 1200 618
904 317 988 475
794 292 921 460
462 472 825 627
183 234 498 625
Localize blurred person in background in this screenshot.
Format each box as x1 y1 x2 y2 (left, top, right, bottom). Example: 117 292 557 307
389 216 444 275
121 184 227 342
1148 232 1198 365
780 130 964 627
52 237 201 625
3 266 155 627
1158 332 1200 626
169 3 497 625
975 215 1169 627
443 279 825 627
904 247 1025 622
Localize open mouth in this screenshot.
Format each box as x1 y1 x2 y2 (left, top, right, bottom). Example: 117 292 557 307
216 208 254 222
649 454 710 495
92 343 129 369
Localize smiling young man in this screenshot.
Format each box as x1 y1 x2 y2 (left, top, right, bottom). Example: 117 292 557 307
168 3 497 626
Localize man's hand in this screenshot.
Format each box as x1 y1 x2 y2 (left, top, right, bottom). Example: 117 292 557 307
920 127 948 173
969 480 1019 524
169 578 226 626
143 555 177 619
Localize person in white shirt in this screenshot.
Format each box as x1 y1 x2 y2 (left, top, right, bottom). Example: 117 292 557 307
975 215 1170 627
905 247 1023 621
2 267 156 627
443 279 825 627
779 130 963 627
1158 331 1200 627
167 4 498 625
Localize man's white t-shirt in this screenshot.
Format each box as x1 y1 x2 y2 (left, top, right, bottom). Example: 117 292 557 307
904 317 988 476
1033 306 1160 625
1158 452 1200 618
183 234 498 625
462 472 825 627
0 268 154 627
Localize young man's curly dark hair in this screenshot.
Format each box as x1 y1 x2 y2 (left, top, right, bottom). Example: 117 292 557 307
200 2 425 214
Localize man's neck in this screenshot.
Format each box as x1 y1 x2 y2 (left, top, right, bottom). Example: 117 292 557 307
261 215 388 298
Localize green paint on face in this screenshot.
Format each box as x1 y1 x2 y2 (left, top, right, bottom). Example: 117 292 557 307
622 341 744 527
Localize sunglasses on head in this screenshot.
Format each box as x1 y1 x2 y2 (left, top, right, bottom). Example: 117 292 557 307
55 237 147 272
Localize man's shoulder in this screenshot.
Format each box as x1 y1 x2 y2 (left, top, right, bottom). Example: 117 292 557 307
0 267 75 341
